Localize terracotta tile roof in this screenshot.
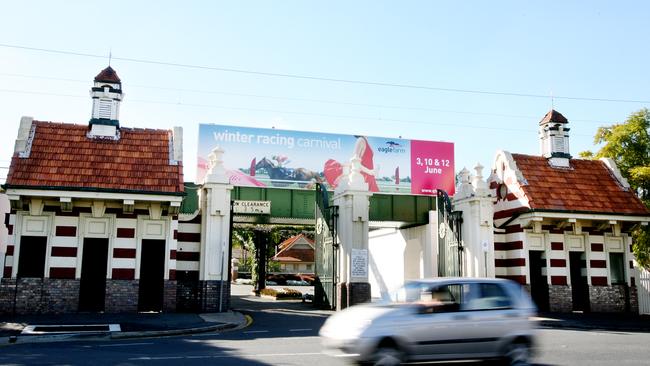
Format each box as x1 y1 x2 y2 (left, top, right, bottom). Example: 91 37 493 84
6 121 184 195
273 234 315 263
278 233 314 251
94 66 121 84
539 109 568 125
512 154 648 215
273 249 314 263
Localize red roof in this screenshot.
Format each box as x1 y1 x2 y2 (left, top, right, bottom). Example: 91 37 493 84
6 121 184 194
273 234 314 263
273 249 314 263
278 233 314 250
539 109 568 125
512 154 648 214
94 66 121 84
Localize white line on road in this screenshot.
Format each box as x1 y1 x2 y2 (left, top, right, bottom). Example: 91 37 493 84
129 352 322 361
220 352 322 358
289 328 312 332
98 342 154 348
81 342 155 348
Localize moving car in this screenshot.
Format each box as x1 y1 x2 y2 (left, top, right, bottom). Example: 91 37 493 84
319 278 537 365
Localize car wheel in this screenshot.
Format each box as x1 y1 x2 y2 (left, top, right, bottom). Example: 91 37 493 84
504 341 531 366
373 345 404 366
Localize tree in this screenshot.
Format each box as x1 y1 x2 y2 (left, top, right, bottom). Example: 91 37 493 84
581 108 650 268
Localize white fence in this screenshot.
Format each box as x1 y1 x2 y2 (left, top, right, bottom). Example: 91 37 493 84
639 268 650 315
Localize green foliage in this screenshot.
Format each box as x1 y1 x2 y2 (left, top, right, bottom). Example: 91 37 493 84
578 150 594 159
587 109 650 268
268 260 281 273
232 225 314 286
633 226 650 269
260 287 303 299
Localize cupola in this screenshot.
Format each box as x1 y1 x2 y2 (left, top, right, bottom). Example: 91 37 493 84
539 109 571 168
89 66 123 138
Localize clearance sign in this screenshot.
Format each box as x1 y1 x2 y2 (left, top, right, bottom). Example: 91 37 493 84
197 124 454 196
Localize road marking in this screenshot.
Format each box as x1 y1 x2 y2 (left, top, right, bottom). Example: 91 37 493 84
243 330 269 334
213 352 322 358
129 352 322 361
98 342 154 348
289 328 312 332
191 332 221 337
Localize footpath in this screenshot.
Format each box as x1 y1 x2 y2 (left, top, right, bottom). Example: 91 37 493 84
1 284 649 346
0 311 247 345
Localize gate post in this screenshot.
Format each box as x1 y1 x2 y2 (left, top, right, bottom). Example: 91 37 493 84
333 156 372 309
200 147 233 312
453 164 496 278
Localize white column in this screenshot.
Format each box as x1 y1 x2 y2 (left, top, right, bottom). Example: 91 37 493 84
200 147 233 282
333 156 372 307
453 164 496 278
424 210 437 278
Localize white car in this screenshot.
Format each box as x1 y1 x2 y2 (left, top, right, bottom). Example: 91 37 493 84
320 278 538 365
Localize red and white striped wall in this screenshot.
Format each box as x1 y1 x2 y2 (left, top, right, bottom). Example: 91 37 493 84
176 216 201 278
494 224 527 284
3 213 15 278
112 217 138 280
48 215 79 279
4 210 179 281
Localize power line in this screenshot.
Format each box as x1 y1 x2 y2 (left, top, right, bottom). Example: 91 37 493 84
0 87 598 136
1 43 649 104
0 72 614 125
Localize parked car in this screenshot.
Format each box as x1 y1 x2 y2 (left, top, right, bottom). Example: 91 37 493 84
319 277 538 365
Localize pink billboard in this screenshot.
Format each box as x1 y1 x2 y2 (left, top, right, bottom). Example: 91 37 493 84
198 124 455 196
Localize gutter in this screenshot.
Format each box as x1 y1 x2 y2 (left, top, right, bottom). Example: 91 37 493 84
2 184 186 197
495 208 650 230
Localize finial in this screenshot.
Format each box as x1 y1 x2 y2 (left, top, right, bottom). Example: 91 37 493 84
108 48 112 66
550 89 554 110
474 163 484 180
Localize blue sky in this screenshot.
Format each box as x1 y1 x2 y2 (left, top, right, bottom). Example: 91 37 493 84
1 1 649 187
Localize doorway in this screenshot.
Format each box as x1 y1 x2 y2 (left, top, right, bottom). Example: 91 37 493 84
138 239 165 312
529 251 549 312
17 236 47 278
569 251 590 312
79 238 109 312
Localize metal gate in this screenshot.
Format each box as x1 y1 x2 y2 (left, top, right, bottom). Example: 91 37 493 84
639 268 650 315
314 183 338 309
437 189 463 277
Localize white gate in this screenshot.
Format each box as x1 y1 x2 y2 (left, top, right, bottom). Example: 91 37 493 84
639 269 650 315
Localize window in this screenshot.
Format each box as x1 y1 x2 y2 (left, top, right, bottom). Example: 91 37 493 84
609 253 625 285
466 283 512 310
418 284 468 313
306 264 313 271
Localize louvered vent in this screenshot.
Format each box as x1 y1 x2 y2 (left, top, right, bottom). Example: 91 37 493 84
553 135 565 154
98 99 113 119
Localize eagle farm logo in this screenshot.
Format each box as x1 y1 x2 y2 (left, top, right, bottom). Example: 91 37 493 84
377 140 406 154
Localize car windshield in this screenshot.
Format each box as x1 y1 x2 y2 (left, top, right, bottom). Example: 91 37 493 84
385 281 432 304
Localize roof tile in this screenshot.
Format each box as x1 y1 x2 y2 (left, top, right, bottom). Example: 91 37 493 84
6 121 183 194
512 154 647 215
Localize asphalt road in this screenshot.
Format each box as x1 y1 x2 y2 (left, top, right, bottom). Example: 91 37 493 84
2 286 650 365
